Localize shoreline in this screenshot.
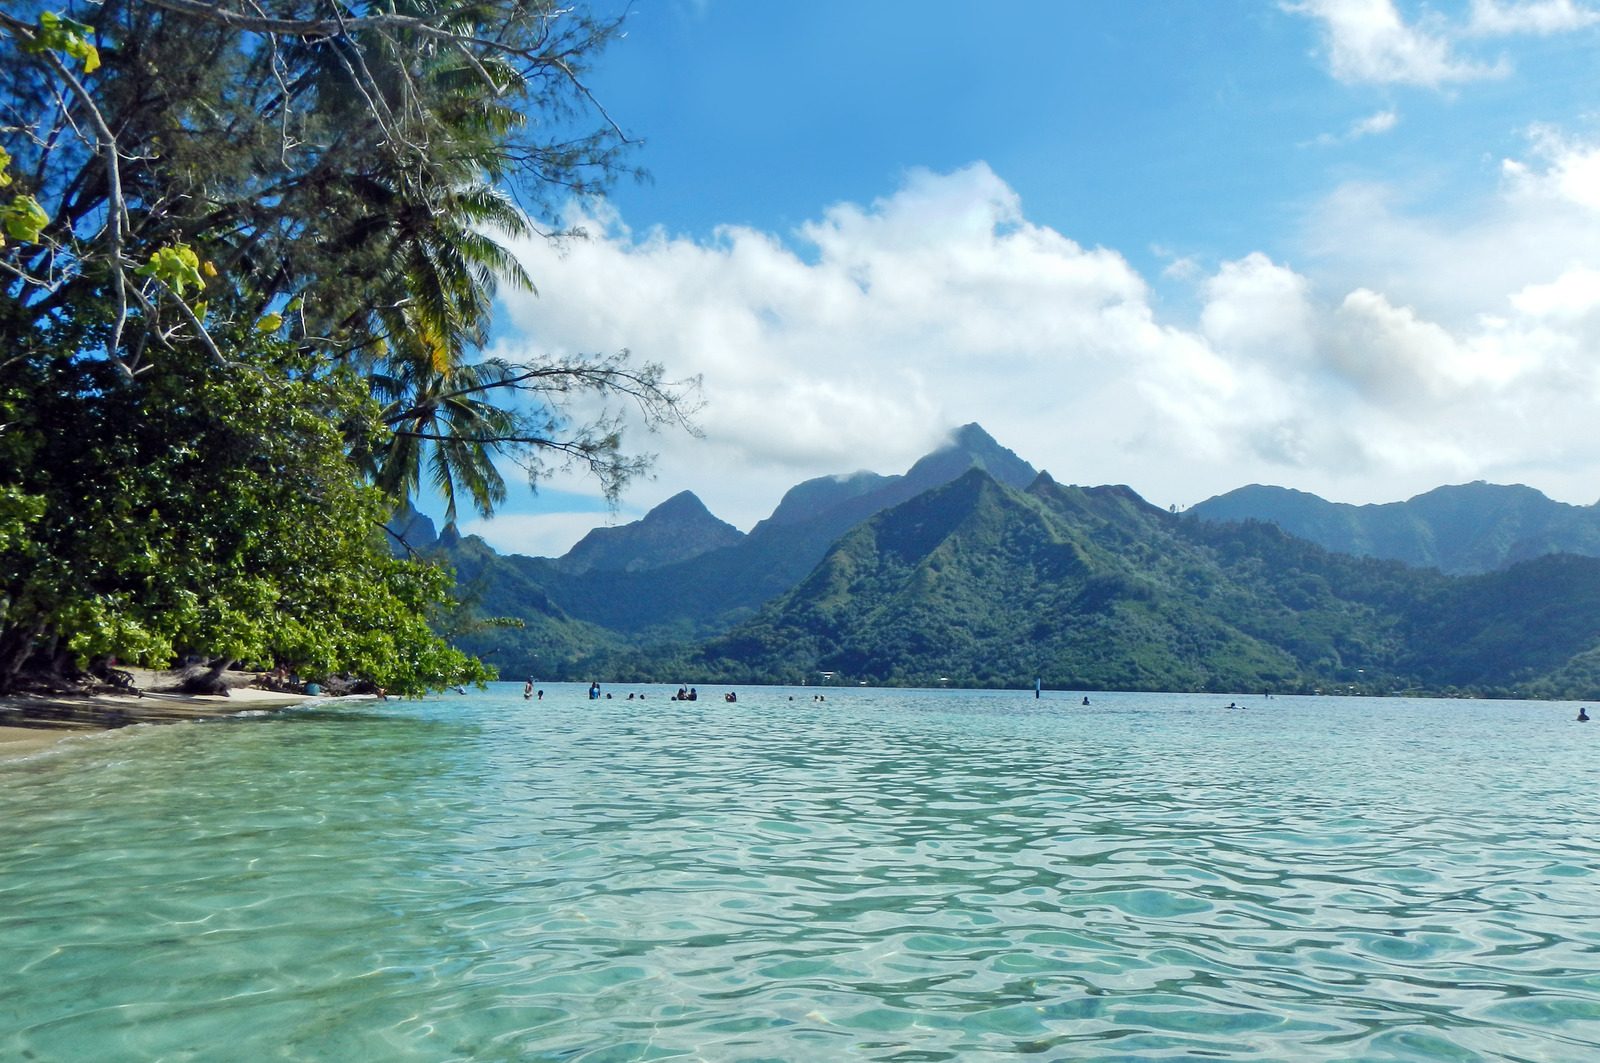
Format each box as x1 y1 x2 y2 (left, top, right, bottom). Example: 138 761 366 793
0 674 315 761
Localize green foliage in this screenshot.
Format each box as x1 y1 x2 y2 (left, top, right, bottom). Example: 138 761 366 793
0 193 47 244
23 12 100 73
425 531 625 679
135 244 207 297
2 0 689 519
0 331 489 694
0 1 696 699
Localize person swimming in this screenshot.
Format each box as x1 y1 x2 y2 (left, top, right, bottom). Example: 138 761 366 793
1579 706 1590 722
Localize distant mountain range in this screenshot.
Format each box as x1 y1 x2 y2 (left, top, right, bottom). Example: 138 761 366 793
406 426 1600 697
1189 482 1600 575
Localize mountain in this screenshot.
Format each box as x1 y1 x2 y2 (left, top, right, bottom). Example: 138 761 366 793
435 531 624 680
759 471 894 529
426 427 1600 697
680 469 1600 695
554 491 743 576
686 468 1398 689
1189 481 1600 575
747 422 1035 542
386 499 438 556
437 422 1038 641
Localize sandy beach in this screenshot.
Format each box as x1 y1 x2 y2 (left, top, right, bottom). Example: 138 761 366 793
0 669 314 760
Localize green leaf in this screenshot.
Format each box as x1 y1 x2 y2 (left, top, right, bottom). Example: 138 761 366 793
26 12 100 73
136 243 206 296
1 195 49 244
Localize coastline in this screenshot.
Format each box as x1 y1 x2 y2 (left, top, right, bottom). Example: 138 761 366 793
0 672 314 761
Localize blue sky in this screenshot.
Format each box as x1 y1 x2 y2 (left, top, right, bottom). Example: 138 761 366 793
444 0 1600 556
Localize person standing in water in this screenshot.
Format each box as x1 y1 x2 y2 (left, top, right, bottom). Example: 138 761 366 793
523 679 533 700
1579 706 1590 722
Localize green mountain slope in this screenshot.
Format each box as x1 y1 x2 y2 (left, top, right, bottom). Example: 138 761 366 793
435 530 625 679
677 471 1600 695
434 423 1037 643
421 425 1600 696
554 491 744 576
1190 481 1600 575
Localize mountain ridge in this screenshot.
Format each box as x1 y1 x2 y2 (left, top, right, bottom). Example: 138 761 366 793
554 490 744 576
1189 481 1600 574
425 427 1600 697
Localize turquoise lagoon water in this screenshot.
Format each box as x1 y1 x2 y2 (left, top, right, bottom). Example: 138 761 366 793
2 685 1598 1062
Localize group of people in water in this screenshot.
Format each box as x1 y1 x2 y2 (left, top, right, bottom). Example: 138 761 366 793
520 679 745 702
516 684 1594 719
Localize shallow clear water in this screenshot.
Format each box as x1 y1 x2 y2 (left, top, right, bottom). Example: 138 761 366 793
3 685 1598 1062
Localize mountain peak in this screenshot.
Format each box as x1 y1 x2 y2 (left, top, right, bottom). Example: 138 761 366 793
953 421 994 445
645 490 716 523
904 423 1036 492
556 491 743 575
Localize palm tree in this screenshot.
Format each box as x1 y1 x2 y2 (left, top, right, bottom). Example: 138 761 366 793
366 353 518 525
287 38 543 522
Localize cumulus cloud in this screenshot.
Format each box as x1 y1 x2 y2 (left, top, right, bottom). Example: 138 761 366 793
1509 266 1600 320
1503 125 1600 211
1286 0 1505 85
492 163 1194 530
1467 0 1600 35
1201 253 1316 366
479 151 1600 555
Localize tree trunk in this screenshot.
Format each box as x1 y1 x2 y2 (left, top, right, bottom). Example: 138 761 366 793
0 620 45 694
175 656 237 696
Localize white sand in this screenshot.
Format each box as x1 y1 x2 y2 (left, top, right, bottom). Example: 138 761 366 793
0 674 315 760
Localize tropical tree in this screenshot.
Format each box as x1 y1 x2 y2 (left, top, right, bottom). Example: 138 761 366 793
0 1 697 688
0 328 494 694
0 0 693 484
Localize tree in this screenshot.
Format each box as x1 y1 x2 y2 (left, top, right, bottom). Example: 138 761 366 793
0 1 697 688
1 0 696 496
0 330 492 694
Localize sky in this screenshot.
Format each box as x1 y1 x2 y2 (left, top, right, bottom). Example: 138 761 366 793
441 0 1600 557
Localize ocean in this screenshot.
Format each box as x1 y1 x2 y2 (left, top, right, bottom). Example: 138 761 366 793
2 684 1596 1061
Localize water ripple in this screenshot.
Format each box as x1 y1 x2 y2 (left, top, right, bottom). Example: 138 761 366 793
2 688 1597 1060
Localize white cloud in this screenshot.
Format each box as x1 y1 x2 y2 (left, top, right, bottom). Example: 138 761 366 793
1286 0 1506 85
1311 108 1400 146
1312 108 1402 146
476 153 1600 545
1503 125 1600 211
1328 287 1469 399
493 163 1189 526
1302 127 1600 325
1351 108 1400 137
1201 253 1317 367
1467 0 1600 35
1509 266 1600 319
